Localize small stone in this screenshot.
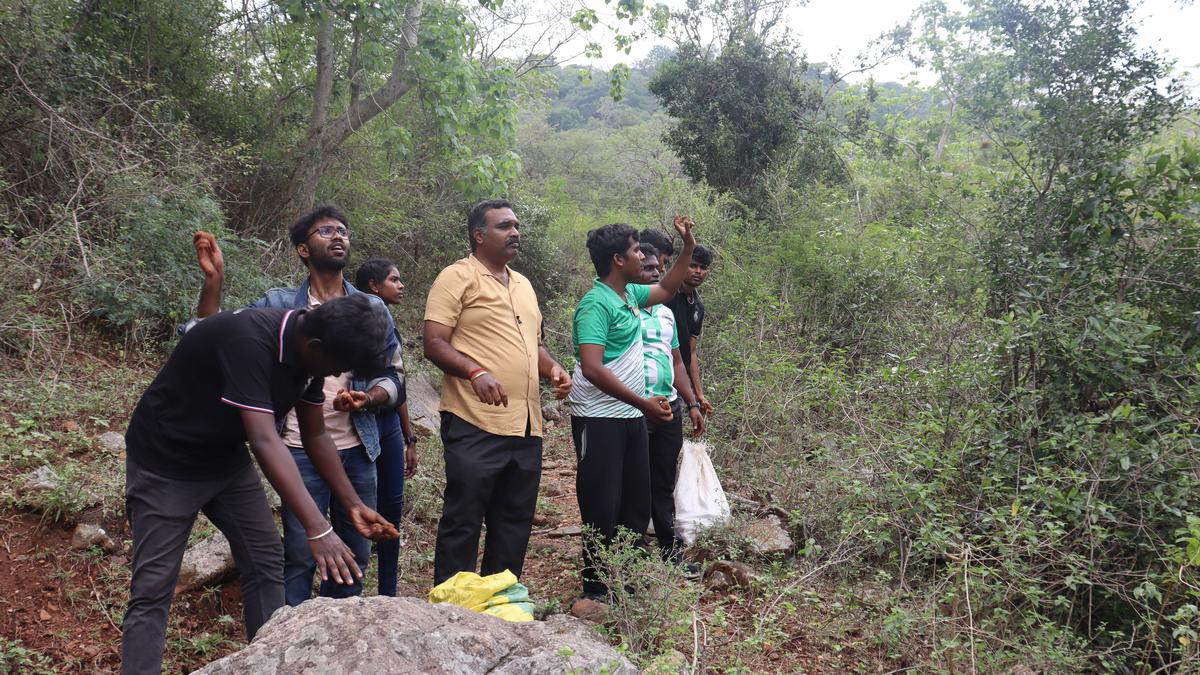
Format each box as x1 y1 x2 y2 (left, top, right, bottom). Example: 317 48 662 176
645 648 689 674
70 523 116 553
569 598 608 623
22 466 59 494
546 525 582 538
38 609 51 621
704 560 754 592
62 421 80 433
531 512 552 527
542 483 566 498
175 532 236 592
98 431 126 453
541 404 563 422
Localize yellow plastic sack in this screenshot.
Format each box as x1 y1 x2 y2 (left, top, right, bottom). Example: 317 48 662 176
428 570 535 622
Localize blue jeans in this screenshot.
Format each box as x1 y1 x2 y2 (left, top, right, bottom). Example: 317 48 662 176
375 410 406 596
281 445 376 606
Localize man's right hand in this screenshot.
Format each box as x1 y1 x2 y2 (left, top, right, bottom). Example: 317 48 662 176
642 395 673 423
194 231 224 279
308 529 363 586
471 372 508 407
348 503 399 541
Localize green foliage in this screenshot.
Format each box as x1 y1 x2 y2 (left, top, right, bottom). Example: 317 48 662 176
0 637 55 675
649 36 833 201
543 61 661 131
586 527 703 665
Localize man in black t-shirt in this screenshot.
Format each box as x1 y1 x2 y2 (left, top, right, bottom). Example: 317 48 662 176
121 295 397 675
640 229 715 416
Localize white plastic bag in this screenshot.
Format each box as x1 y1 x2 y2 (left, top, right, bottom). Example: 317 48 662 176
673 439 731 545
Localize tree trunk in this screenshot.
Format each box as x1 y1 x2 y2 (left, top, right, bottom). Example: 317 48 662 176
285 0 424 218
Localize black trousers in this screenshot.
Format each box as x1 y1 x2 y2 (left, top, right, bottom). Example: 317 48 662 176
571 415 650 596
434 412 542 585
647 399 685 556
122 457 283 675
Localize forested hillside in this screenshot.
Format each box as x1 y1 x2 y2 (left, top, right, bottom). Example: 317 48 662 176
2 0 1198 672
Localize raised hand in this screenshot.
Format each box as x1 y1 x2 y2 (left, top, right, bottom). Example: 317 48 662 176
194 231 225 279
672 215 696 246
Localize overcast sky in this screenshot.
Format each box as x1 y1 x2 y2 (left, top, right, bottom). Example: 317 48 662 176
560 0 1200 89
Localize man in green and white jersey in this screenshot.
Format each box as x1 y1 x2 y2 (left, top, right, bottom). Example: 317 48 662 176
636 243 705 563
567 218 697 600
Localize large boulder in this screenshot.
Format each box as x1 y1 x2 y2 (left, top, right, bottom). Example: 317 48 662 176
406 372 442 434
192 596 636 674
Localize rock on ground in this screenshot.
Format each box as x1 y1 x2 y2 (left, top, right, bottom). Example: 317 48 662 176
703 560 755 592
192 596 636 674
176 531 236 592
406 373 441 434
98 431 126 453
541 403 563 422
70 523 116 552
21 465 60 494
738 514 794 557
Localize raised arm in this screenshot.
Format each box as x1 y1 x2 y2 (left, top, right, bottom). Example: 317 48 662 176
646 216 697 307
194 231 224 318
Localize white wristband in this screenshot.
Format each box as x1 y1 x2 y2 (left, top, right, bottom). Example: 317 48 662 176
307 526 334 541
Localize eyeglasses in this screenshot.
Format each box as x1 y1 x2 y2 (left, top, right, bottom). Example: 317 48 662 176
307 224 350 240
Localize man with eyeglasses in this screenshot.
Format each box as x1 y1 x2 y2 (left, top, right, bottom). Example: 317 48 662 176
190 204 403 605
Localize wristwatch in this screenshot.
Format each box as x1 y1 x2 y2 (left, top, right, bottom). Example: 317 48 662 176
406 435 419 445
687 402 701 410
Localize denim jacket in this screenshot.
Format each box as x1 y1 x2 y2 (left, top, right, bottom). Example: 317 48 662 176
248 278 402 461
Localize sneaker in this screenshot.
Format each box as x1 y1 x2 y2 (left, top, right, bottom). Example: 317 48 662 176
681 562 701 580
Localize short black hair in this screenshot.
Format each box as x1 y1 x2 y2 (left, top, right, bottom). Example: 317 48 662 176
637 243 660 261
586 223 638 277
691 244 714 268
467 199 513 252
354 258 397 294
302 294 390 376
288 204 350 248
638 229 674 258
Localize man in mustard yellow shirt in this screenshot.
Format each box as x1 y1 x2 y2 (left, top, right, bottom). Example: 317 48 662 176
423 199 572 584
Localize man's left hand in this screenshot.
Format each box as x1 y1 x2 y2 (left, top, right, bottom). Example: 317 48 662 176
404 441 418 478
688 406 706 437
698 395 714 416
549 366 572 399
333 389 370 412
